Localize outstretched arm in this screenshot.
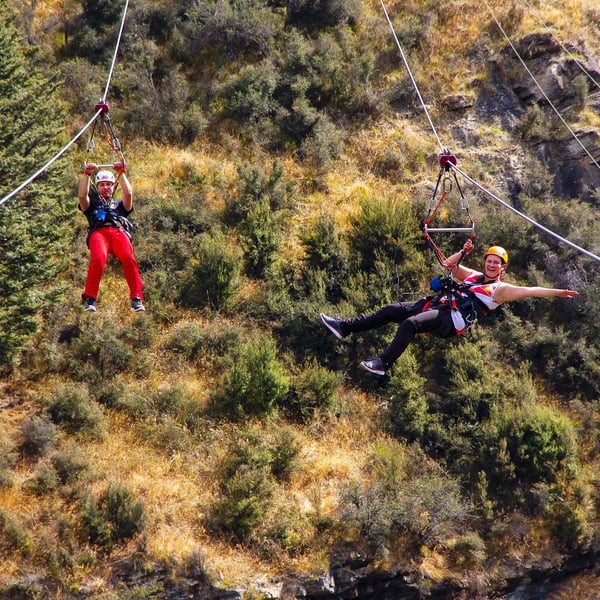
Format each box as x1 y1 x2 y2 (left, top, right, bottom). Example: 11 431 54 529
494 282 578 304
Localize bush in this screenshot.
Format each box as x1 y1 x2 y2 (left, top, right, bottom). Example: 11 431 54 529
0 435 16 488
52 449 89 485
0 509 31 556
48 383 106 439
386 350 429 441
221 424 300 483
299 214 348 302
18 413 58 458
66 321 136 384
210 464 274 541
347 196 425 283
239 200 281 278
286 0 361 29
82 483 145 549
22 466 58 496
177 231 241 311
214 336 290 418
287 360 340 422
164 319 241 363
448 532 487 568
181 0 278 61
473 405 577 507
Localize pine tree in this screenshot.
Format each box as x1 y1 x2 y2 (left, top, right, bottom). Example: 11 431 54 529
0 0 74 369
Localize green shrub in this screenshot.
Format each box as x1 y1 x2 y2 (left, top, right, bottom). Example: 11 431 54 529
48 383 106 439
393 475 471 547
240 200 281 278
164 319 241 363
0 435 16 488
0 509 32 556
177 231 241 311
210 464 274 541
225 162 293 226
473 405 577 507
448 532 487 568
83 483 145 549
269 428 301 483
221 424 299 483
18 413 58 458
286 0 361 29
181 0 278 60
299 116 342 172
139 416 191 455
287 360 340 422
502 406 576 485
386 349 429 441
66 321 135 384
220 62 278 124
22 466 58 496
299 214 348 302
52 449 89 485
339 481 398 555
347 196 425 283
215 336 290 418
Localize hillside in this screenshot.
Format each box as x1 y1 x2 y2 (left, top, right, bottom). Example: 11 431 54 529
1 0 600 598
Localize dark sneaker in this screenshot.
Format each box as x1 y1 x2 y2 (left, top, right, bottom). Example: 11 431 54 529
320 313 345 340
131 297 145 312
83 297 97 312
359 357 387 376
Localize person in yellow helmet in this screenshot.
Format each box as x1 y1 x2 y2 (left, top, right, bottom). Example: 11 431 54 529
320 239 578 376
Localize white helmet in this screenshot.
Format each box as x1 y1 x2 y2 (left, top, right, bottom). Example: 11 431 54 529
95 170 115 184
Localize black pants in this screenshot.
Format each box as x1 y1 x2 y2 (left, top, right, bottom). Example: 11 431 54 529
341 299 455 366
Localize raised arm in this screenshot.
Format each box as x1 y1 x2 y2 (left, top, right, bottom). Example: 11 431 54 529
79 163 97 211
119 173 133 211
443 239 477 281
494 282 578 304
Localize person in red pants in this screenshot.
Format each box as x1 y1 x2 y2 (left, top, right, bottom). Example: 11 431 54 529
78 163 145 312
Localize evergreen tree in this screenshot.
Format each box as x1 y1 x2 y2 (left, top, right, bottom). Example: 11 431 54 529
0 0 73 369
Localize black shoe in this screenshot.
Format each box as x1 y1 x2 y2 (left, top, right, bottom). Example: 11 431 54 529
131 297 145 312
320 313 345 339
83 297 97 312
359 357 387 376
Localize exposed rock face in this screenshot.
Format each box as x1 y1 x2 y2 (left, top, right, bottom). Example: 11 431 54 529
451 32 600 202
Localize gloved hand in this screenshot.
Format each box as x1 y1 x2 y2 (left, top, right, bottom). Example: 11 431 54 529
113 160 126 174
83 162 97 176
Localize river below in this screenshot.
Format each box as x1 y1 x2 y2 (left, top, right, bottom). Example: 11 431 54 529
505 569 600 599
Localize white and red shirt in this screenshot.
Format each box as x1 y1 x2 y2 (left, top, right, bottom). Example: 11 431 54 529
450 272 502 334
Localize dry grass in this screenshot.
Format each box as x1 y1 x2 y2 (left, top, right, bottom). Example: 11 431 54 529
2 0 598 595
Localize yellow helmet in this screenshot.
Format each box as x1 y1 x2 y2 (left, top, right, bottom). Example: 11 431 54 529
484 246 509 265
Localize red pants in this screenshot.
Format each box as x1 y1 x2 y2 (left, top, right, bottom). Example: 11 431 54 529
83 227 144 301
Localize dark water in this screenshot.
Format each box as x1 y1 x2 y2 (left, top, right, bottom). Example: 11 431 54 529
505 570 600 599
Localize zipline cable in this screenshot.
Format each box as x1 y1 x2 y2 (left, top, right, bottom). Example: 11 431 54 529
482 0 600 173
0 113 101 208
452 163 600 263
0 0 130 208
378 0 600 264
101 0 130 105
521 0 600 92
378 0 444 153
